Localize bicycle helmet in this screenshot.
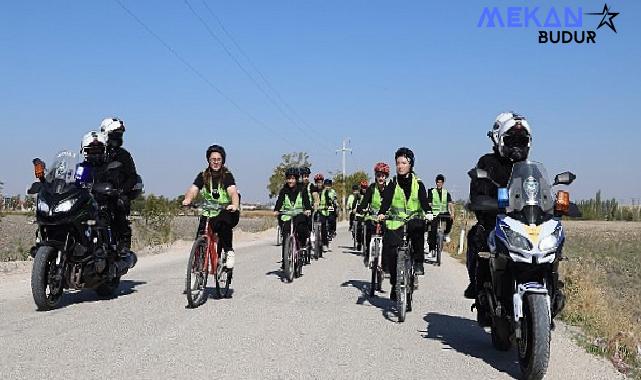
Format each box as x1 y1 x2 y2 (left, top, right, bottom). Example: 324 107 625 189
206 144 227 164
374 162 390 176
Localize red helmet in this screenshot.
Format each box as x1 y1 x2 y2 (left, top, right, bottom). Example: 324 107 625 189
359 179 369 189
374 162 390 175
314 173 325 181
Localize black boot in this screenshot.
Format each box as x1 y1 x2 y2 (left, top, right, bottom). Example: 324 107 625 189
414 261 425 275
464 282 477 299
390 286 397 301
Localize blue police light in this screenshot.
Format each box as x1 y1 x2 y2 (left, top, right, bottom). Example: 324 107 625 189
74 163 92 185
498 187 509 209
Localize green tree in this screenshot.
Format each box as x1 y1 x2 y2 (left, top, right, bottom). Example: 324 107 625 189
330 170 369 210
267 152 311 199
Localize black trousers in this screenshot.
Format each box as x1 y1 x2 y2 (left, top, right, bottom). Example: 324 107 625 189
111 198 131 252
364 219 377 255
382 219 425 287
427 213 453 251
328 212 337 234
196 210 240 251
320 214 330 245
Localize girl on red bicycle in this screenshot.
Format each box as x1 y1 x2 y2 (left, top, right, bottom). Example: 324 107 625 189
182 145 240 269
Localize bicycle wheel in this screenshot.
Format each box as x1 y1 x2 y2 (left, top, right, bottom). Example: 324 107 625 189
215 250 232 298
406 256 414 312
295 246 303 278
185 236 208 308
369 238 380 297
436 232 443 267
276 225 282 246
313 225 321 260
397 249 407 322
283 236 295 282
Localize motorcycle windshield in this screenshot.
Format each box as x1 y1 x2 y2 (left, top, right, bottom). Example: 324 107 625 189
507 161 554 218
45 150 79 194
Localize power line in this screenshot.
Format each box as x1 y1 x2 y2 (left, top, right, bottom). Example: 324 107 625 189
113 0 298 148
184 0 334 155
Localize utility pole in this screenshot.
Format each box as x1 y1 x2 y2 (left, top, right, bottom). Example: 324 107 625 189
337 138 352 219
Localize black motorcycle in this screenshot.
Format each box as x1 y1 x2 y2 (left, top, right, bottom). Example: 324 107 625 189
28 150 136 310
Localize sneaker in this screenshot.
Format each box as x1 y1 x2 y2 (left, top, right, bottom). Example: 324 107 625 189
225 250 235 269
444 234 451 243
464 283 477 299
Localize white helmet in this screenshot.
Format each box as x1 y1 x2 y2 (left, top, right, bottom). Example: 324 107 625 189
81 130 107 163
100 117 125 134
488 112 532 162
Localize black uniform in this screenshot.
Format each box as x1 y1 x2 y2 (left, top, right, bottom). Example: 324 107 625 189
466 150 514 290
105 146 138 252
193 169 239 252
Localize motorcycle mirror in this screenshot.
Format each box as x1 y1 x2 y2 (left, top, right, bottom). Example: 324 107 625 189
33 158 46 180
27 182 42 195
107 161 123 171
553 172 576 186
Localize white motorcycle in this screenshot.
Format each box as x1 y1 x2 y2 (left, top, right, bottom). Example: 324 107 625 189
468 161 578 380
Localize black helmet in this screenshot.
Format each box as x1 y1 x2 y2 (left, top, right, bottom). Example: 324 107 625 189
395 147 415 168
435 174 445 182
285 167 300 177
299 166 311 176
206 144 226 164
351 184 359 191
324 178 332 185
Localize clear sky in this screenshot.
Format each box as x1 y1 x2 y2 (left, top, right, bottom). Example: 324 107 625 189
1 1 640 203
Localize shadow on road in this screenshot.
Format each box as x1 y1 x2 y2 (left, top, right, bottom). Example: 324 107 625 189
52 279 146 310
341 279 395 322
422 312 520 378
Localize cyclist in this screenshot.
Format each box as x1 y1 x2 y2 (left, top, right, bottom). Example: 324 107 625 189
426 174 455 257
377 147 432 299
354 179 369 252
273 167 312 268
323 178 339 239
347 184 360 232
182 145 240 269
357 162 390 265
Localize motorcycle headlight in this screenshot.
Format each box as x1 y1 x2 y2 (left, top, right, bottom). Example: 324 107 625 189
37 200 50 213
502 227 532 251
538 235 558 252
53 199 76 213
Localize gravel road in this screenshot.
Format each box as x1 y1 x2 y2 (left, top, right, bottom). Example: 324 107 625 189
0 224 623 379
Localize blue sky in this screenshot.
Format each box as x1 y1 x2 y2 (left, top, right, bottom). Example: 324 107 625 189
1 1 640 203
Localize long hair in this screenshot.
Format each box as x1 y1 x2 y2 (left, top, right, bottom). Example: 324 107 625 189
202 166 228 190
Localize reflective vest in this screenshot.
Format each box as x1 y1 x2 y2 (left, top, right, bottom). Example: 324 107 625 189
279 190 303 221
319 189 334 216
365 184 384 221
431 188 449 215
200 177 231 217
385 175 423 230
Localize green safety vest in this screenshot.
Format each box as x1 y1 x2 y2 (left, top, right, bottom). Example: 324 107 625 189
365 184 383 221
200 178 231 217
306 183 313 206
279 190 303 221
319 189 334 216
431 188 449 215
386 175 423 230
347 194 356 210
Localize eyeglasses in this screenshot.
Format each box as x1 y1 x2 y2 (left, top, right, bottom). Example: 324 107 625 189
209 158 223 163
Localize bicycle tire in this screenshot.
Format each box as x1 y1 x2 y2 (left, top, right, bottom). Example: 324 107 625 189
397 249 407 322
215 249 232 298
283 236 295 282
436 232 443 267
186 236 208 308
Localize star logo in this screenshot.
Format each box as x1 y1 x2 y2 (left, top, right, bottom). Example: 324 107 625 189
586 3 620 33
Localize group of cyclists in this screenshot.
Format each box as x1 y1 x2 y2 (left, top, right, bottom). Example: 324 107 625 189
180 111 554 311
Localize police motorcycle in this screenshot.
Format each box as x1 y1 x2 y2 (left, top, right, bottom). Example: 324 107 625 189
467 161 579 380
28 150 140 310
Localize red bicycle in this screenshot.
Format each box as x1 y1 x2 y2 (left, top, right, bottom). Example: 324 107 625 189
185 204 233 308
